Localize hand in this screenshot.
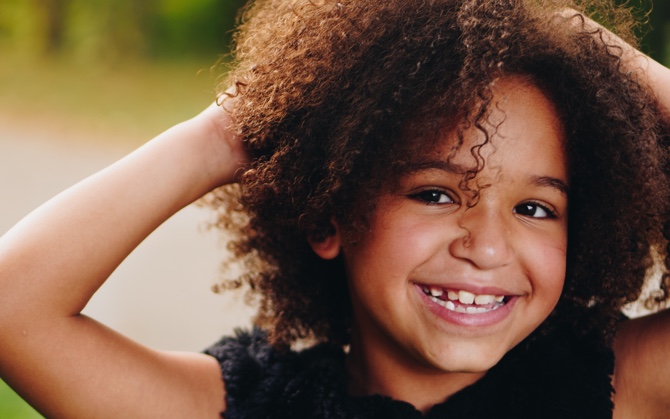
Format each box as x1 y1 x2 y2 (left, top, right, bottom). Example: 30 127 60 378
190 97 249 188
0 94 246 417
558 8 670 119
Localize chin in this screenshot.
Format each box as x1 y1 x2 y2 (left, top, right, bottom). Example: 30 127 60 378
440 358 500 374
425 343 511 374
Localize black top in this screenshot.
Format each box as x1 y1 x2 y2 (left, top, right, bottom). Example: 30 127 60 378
205 327 614 418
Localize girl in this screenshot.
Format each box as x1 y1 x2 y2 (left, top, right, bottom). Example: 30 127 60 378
1 0 669 417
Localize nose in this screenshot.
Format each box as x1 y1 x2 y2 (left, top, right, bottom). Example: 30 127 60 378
448 204 514 270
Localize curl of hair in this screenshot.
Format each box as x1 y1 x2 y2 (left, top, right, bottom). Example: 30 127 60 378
205 0 670 348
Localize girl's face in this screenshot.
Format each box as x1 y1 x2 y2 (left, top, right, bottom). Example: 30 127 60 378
313 77 568 383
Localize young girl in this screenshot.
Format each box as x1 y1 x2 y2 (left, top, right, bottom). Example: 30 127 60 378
1 0 670 417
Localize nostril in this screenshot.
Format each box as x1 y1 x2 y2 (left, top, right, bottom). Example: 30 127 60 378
461 231 472 248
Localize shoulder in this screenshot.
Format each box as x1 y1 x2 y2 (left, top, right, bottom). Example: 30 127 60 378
613 309 670 418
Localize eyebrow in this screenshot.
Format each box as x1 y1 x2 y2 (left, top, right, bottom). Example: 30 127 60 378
404 160 469 174
529 175 570 196
404 160 570 196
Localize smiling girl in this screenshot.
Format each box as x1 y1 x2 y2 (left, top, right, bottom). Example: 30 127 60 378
1 0 670 418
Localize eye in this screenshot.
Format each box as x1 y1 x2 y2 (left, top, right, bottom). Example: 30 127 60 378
410 189 455 205
514 202 556 219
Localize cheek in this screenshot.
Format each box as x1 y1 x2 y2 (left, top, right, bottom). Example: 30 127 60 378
361 215 444 269
529 240 567 303
345 217 445 304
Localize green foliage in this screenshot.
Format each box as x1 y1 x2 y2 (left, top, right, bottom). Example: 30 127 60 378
0 52 220 146
601 0 670 65
0 380 43 419
0 0 246 62
640 0 670 65
150 0 247 58
0 0 667 64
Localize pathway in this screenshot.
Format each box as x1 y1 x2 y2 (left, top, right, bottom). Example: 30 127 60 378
0 113 254 352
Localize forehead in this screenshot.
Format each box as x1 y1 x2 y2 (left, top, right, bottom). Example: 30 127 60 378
411 77 566 177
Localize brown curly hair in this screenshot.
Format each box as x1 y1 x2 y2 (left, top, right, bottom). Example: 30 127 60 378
205 0 670 348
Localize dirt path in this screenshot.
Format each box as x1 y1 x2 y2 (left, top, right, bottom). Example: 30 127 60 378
0 114 254 352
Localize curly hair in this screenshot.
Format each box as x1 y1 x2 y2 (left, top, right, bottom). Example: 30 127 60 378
205 0 670 348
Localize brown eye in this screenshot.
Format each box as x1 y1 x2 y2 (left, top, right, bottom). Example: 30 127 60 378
514 202 555 219
411 189 454 204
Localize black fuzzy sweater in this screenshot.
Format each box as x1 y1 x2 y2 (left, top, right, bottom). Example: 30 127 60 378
205 328 614 418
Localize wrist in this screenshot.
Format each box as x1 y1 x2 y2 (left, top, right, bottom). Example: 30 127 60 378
190 101 249 189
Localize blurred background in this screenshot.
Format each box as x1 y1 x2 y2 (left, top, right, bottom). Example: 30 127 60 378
0 1 251 417
0 0 669 417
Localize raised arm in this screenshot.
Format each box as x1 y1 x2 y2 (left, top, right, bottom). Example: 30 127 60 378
561 8 670 119
565 9 670 418
634 53 670 119
598 29 670 419
0 101 245 418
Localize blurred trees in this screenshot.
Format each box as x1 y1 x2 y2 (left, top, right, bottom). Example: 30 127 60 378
31 0 67 54
0 0 246 62
0 0 669 65
604 0 669 64
642 0 670 65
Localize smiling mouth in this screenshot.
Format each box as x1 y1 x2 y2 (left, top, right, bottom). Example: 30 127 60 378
419 285 509 314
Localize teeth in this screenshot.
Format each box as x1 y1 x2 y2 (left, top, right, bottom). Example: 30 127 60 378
429 287 444 298
458 290 475 305
474 295 494 305
427 293 503 314
422 285 507 311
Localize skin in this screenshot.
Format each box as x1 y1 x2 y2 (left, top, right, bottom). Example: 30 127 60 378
0 103 239 417
0 14 669 419
614 310 670 418
568 14 670 417
313 77 569 412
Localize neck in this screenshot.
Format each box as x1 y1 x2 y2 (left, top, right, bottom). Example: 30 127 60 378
346 326 485 413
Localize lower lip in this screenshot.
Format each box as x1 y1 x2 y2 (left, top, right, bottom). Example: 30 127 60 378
414 284 517 328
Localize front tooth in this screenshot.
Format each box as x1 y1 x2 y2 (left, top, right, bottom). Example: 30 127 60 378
445 301 456 311
447 290 459 301
474 294 494 305
429 287 444 297
494 295 505 303
458 290 475 304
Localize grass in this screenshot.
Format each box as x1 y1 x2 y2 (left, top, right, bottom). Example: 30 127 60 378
0 380 43 419
0 50 223 146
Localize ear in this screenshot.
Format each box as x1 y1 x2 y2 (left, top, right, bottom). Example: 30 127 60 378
308 221 342 260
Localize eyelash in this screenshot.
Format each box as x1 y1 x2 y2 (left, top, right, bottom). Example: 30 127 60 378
409 189 455 205
410 190 558 219
513 201 558 219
